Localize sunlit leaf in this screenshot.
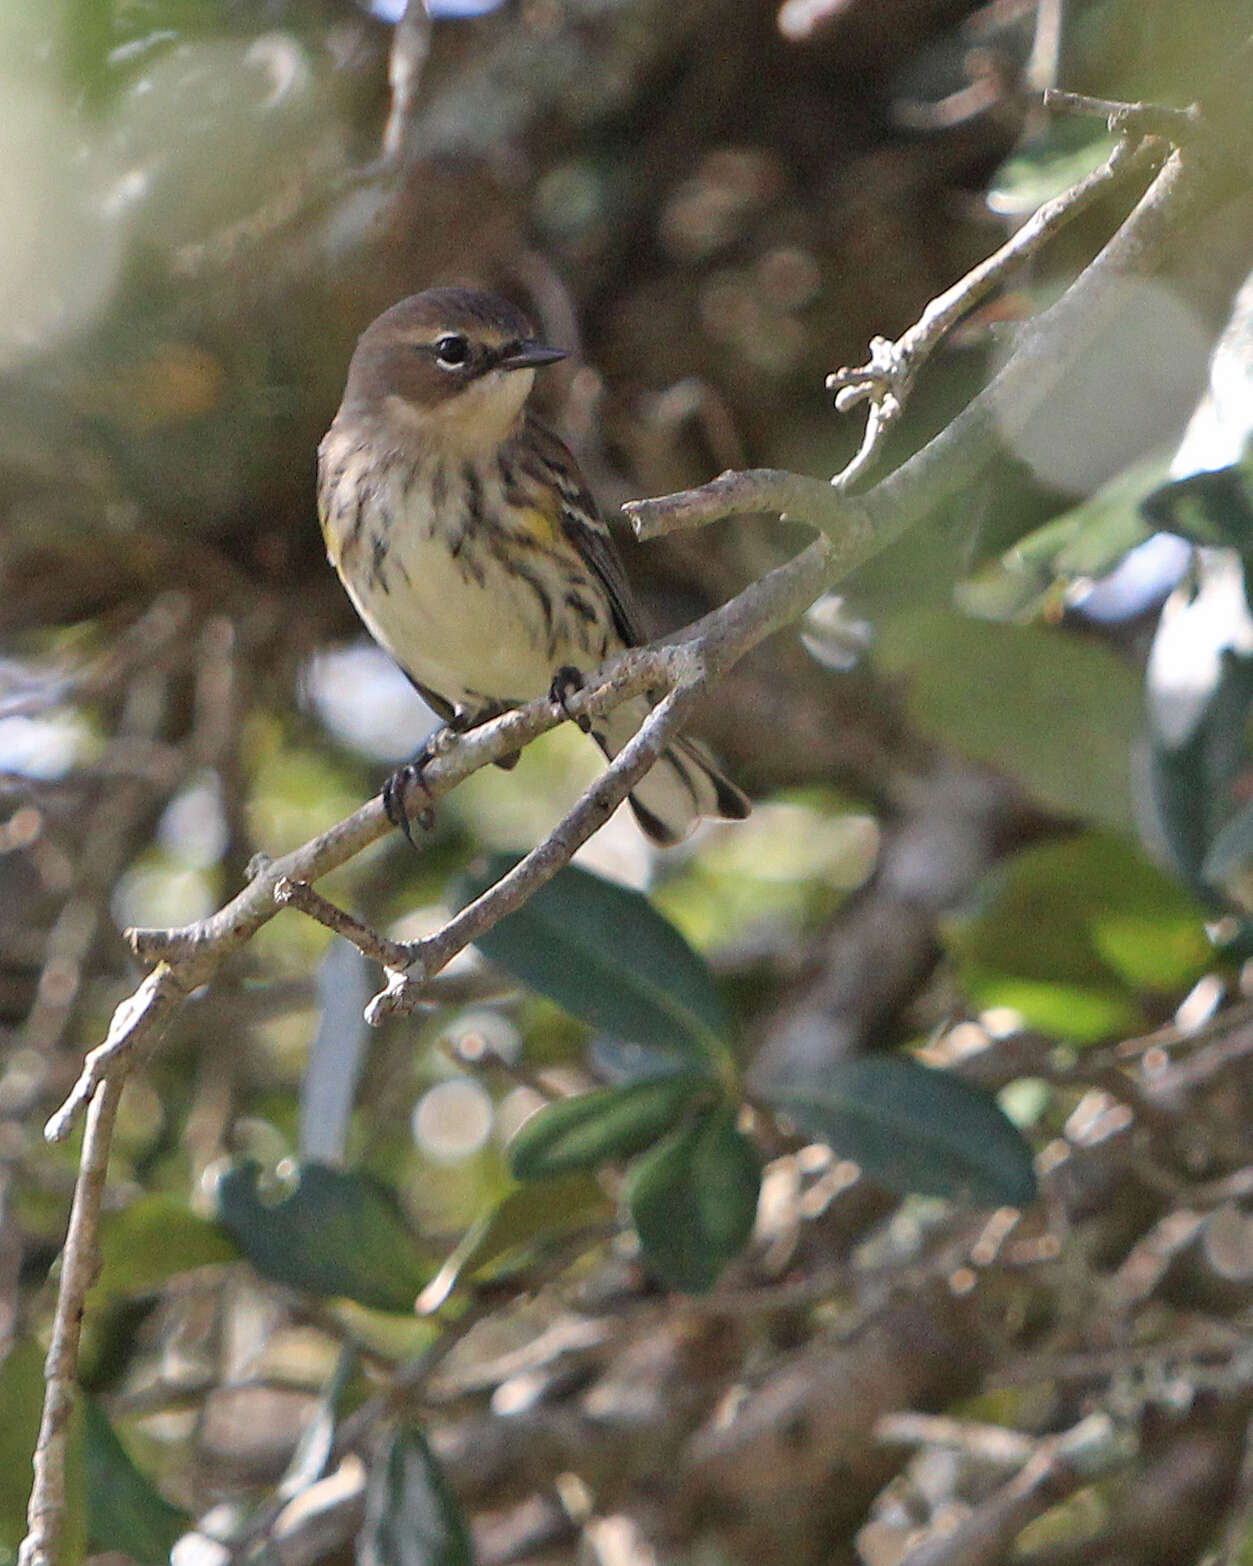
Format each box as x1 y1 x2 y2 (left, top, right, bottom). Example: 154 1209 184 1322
417 1172 610 1313
509 1075 713 1180
85 1396 189 1564
359 1424 473 1566
957 453 1166 622
627 1104 760 1294
457 857 727 1058
95 1194 238 1301
988 125 1116 216
945 831 1211 1041
769 1055 1037 1207
876 611 1143 829
215 1160 430 1313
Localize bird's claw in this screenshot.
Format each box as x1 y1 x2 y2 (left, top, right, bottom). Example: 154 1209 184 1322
549 665 592 734
381 744 441 848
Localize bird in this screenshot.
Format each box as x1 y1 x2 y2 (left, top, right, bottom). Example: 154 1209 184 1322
317 286 749 845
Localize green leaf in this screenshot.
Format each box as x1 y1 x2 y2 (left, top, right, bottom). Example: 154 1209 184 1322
876 611 1143 830
417 1172 611 1313
95 1194 239 1301
988 124 1116 216
1141 457 1253 556
359 1424 473 1566
1203 797 1253 890
457 857 727 1059
957 453 1165 622
769 1055 1036 1207
509 1075 713 1180
1148 643 1253 895
0 1340 49 1553
945 831 1211 1042
627 1105 761 1294
85 1396 188 1564
215 1161 430 1313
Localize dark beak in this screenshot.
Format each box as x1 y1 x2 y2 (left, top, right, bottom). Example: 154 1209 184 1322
498 340 567 371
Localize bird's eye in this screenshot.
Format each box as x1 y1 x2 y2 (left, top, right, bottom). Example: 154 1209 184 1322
433 334 470 369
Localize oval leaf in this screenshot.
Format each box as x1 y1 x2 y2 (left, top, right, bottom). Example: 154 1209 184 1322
509 1074 713 1180
627 1104 761 1294
85 1396 189 1565
876 611 1142 831
215 1160 430 1313
359 1424 472 1566
769 1055 1037 1207
458 857 726 1057
417 1172 610 1314
95 1194 239 1302
943 831 1210 1043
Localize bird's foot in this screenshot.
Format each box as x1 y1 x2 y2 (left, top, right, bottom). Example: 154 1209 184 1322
381 724 462 846
549 665 592 734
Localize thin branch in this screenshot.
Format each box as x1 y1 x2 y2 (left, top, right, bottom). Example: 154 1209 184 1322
1043 87 1202 141
825 136 1160 488
894 1413 1130 1566
630 127 1232 558
273 877 412 970
20 1075 127 1566
369 679 708 1017
44 964 196 1143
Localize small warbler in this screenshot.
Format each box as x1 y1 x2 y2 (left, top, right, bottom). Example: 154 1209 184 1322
317 287 749 844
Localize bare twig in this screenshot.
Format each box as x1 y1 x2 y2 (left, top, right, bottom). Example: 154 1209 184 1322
20 1076 128 1566
895 1413 1129 1566
876 1412 1037 1467
273 877 412 970
371 680 709 1017
1043 87 1202 141
827 136 1160 488
382 0 432 163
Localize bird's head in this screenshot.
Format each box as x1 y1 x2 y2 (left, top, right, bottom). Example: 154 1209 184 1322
338 287 567 452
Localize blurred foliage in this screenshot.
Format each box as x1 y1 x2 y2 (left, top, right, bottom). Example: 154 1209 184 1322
943 831 1213 1043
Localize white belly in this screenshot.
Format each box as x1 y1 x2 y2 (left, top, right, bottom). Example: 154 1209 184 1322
342 524 559 708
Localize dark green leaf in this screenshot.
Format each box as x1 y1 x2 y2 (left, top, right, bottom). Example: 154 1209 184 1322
627 1104 761 1294
95 1194 238 1301
1146 597 1253 896
359 1425 474 1566
417 1173 610 1313
85 1396 188 1564
944 831 1211 1041
509 1075 713 1180
876 611 1143 830
1203 796 1253 890
215 1160 430 1313
457 857 726 1058
769 1056 1036 1207
1141 460 1253 556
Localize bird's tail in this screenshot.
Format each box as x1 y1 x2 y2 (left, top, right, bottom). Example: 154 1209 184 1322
590 696 750 847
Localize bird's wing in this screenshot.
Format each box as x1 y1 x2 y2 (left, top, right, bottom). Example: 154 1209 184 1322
519 412 648 649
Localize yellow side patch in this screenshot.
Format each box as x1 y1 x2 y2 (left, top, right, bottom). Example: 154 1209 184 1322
512 504 561 545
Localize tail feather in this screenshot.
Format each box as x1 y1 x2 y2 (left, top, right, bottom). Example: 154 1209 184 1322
591 698 750 847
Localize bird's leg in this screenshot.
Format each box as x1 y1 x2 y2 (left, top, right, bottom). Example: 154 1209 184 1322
549 666 592 734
